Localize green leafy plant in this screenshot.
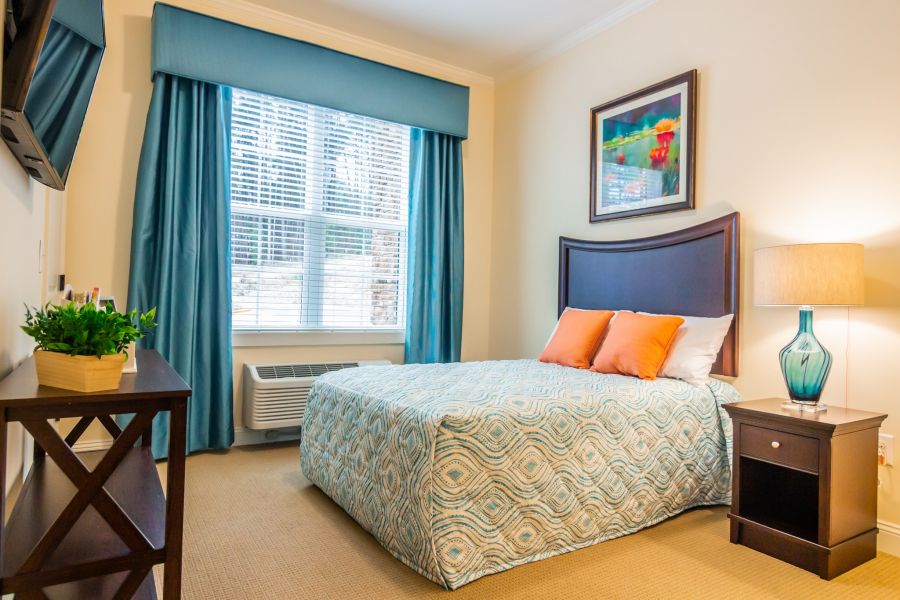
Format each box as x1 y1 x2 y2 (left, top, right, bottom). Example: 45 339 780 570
21 302 157 358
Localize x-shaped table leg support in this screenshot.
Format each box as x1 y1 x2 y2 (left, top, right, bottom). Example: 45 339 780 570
18 411 158 576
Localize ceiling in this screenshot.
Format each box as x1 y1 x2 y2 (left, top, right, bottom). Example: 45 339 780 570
243 0 654 77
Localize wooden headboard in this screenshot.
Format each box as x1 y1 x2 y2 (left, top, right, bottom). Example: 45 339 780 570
558 212 740 376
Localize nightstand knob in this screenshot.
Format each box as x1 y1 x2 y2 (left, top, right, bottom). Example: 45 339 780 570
771 441 781 449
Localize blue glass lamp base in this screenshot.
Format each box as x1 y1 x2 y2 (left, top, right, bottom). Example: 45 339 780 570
779 306 832 405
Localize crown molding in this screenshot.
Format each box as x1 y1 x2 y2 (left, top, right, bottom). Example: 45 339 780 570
165 0 494 87
499 0 657 81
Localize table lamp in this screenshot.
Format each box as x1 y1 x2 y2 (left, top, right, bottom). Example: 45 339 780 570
754 243 864 411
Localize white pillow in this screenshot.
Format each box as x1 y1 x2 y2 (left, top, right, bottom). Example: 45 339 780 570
639 312 734 386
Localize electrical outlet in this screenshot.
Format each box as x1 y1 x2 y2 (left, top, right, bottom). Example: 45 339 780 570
878 433 894 466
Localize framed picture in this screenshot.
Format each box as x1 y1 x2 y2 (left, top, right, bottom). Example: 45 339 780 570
590 70 697 223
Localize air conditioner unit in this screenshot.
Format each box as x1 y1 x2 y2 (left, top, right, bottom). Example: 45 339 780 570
242 360 390 430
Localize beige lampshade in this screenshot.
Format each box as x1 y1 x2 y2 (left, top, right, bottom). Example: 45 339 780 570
754 243 864 306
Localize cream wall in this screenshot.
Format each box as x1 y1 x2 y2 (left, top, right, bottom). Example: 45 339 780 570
490 0 900 539
0 146 35 496
0 145 66 495
63 0 495 435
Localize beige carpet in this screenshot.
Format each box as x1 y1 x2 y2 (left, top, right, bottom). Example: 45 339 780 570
157 443 900 599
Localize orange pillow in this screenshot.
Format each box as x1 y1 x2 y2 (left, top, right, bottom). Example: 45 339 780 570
539 309 615 369
591 311 684 379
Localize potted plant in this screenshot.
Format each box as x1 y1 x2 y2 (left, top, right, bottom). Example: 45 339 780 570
21 302 157 392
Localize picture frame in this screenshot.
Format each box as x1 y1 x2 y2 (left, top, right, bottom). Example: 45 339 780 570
589 70 697 223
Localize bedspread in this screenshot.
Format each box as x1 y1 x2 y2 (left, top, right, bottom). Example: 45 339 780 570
300 360 738 589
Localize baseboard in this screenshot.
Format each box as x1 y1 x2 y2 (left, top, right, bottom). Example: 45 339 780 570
72 428 300 454
72 438 113 453
878 519 900 557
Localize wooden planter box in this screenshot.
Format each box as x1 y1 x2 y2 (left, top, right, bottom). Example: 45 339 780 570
34 350 126 392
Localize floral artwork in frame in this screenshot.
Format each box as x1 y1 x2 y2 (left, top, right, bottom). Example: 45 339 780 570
590 70 697 222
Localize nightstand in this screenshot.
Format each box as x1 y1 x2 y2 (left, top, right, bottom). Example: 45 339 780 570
723 398 887 579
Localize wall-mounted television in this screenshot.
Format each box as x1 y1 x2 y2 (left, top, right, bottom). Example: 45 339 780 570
2 0 105 190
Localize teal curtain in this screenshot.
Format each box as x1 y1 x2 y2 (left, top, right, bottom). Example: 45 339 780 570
124 73 234 458
405 129 464 364
25 19 103 179
52 0 106 48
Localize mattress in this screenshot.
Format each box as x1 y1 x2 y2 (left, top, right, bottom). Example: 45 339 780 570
300 360 738 589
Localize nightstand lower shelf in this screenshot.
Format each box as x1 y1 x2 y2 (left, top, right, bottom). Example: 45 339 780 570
3 448 165 599
729 514 878 580
42 570 156 600
737 455 818 542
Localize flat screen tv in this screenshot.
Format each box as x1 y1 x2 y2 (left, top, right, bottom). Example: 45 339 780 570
2 0 105 190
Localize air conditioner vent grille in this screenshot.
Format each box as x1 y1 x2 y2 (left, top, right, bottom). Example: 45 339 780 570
256 362 360 380
251 387 310 422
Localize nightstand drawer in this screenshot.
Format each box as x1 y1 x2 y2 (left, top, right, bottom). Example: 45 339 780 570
740 423 819 473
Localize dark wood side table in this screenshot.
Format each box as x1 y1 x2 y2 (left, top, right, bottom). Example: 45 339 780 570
723 398 887 579
0 350 190 599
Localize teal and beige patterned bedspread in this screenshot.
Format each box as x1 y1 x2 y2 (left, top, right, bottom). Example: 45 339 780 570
300 360 738 589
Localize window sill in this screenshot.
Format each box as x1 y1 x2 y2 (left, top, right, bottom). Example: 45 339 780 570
232 330 405 348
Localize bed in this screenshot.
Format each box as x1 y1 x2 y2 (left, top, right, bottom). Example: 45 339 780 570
300 213 741 589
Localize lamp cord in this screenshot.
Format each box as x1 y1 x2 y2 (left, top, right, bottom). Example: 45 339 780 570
845 306 851 409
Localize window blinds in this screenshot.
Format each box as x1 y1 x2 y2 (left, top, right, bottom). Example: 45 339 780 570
230 88 410 331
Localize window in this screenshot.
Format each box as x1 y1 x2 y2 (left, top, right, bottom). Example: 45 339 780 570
230 88 410 332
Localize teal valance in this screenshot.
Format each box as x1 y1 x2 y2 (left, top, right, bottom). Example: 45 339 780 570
151 3 470 139
53 0 105 48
